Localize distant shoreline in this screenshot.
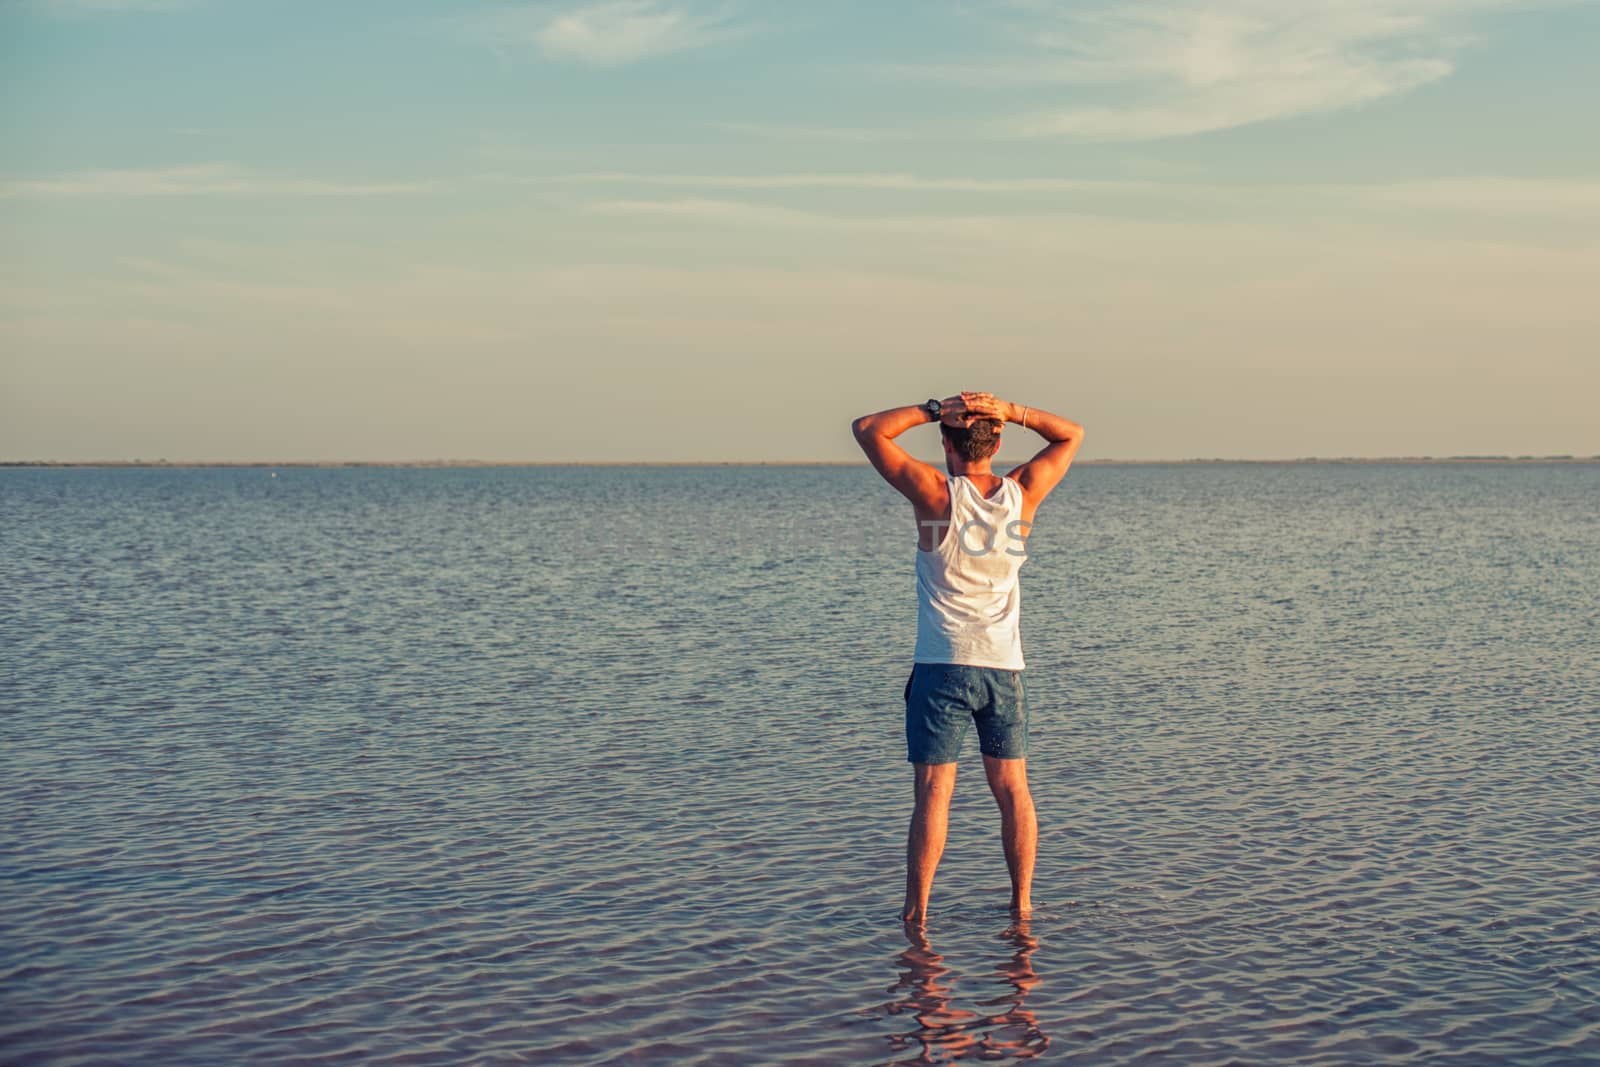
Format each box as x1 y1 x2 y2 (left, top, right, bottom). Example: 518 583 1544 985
4 456 1597 469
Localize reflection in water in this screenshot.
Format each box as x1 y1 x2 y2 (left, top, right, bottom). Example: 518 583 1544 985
878 922 1050 1063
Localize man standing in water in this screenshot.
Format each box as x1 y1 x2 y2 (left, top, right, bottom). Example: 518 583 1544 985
852 392 1084 924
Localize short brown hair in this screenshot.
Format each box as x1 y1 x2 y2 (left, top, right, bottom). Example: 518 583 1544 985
940 418 1003 462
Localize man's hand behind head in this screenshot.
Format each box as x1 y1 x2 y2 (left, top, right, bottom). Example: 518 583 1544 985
940 392 1005 428
959 392 1010 422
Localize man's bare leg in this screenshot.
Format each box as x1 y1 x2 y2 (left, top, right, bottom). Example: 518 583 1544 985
983 755 1036 918
902 762 958 925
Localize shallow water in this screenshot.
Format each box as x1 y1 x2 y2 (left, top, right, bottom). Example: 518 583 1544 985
2 463 1597 1065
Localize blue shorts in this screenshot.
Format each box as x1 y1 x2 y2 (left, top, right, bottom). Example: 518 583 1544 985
904 663 1027 764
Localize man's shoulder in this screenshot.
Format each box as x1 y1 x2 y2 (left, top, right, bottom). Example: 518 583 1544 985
908 471 953 513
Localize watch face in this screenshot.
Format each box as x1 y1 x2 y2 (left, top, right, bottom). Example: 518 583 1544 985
927 400 941 415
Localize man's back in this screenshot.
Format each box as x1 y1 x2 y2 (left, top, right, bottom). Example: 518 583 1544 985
915 473 1028 670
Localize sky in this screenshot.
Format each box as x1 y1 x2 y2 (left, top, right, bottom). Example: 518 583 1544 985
2 0 1597 463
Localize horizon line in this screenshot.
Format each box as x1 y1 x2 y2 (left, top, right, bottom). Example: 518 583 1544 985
4 455 1598 469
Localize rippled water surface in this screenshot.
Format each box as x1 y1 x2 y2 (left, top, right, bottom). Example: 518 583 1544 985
3 463 1598 1065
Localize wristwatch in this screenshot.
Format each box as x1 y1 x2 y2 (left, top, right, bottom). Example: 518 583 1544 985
924 398 942 420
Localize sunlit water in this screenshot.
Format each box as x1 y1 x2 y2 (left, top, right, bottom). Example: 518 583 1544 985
3 463 1597 1065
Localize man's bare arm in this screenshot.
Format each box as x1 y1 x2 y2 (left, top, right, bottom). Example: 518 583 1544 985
850 403 946 507
964 393 1084 508
852 395 987 507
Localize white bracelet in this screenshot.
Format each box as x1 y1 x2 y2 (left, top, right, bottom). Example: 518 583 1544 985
1021 406 1029 432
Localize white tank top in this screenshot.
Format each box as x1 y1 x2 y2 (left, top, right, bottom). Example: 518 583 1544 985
914 475 1028 670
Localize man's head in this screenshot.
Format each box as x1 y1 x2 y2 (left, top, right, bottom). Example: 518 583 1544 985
940 417 1003 466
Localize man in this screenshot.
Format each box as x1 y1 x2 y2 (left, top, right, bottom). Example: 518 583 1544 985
851 391 1084 925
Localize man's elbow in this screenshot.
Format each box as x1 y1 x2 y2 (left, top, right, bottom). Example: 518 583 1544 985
850 416 873 441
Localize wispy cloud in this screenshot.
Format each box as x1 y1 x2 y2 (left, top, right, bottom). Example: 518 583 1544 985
555 170 1600 215
33 0 195 14
1342 176 1600 216
890 0 1559 141
0 163 437 198
462 1 744 66
576 174 1600 229
705 120 935 144
1010 60 1450 140
585 197 827 227
553 171 1158 193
